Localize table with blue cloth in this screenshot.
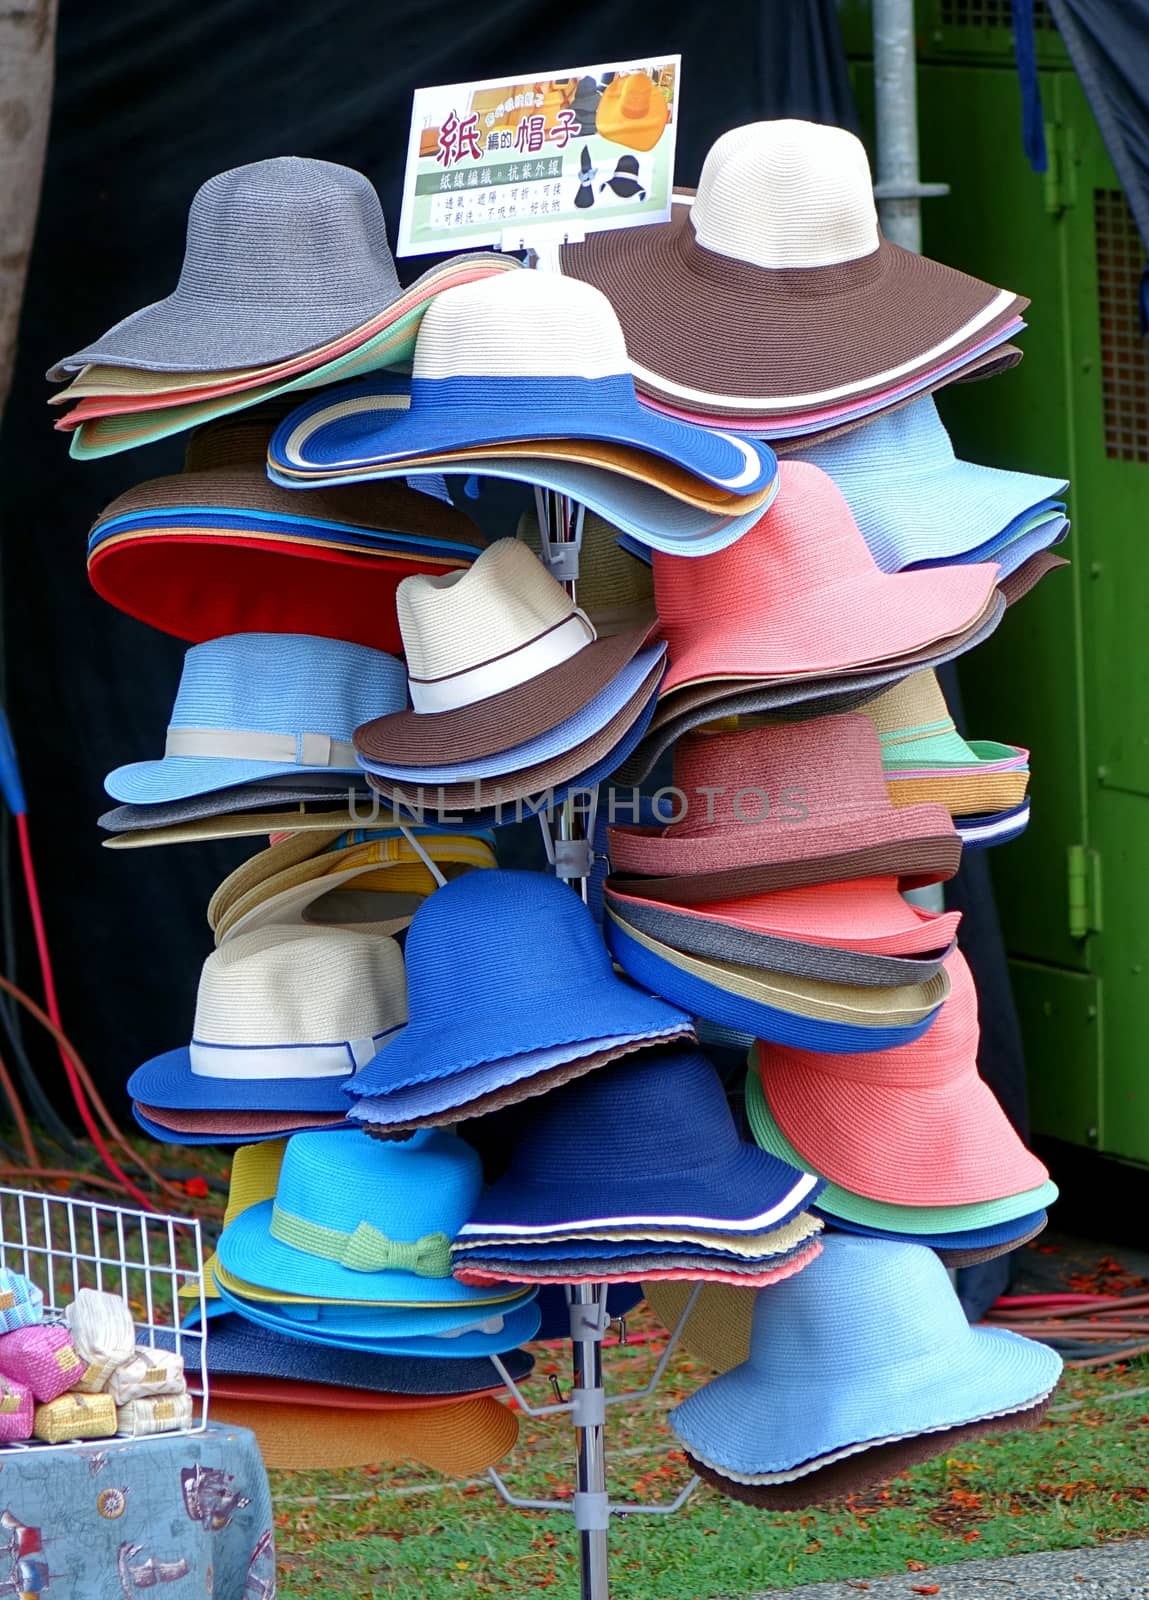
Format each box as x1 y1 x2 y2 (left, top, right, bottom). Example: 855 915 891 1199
0 1423 274 1598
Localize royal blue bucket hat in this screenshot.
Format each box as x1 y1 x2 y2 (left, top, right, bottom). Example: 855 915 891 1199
159 1310 535 1393
214 1278 541 1356
459 1049 820 1239
346 870 693 1100
793 396 1067 574
104 631 406 804
217 1127 505 1307
669 1234 1062 1475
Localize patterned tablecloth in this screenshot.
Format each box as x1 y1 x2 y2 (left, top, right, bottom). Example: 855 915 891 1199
0 1423 275 1597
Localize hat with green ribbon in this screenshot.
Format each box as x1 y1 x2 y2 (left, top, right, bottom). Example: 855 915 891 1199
216 1126 514 1308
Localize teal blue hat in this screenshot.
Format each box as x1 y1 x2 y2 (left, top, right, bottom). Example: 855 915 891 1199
217 1127 501 1309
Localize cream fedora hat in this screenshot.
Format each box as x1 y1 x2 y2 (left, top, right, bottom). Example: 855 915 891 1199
353 538 659 766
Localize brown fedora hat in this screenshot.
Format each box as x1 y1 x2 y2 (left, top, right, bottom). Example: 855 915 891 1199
355 540 659 767
559 121 1027 413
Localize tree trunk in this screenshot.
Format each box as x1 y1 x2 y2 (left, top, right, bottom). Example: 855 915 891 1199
0 0 57 416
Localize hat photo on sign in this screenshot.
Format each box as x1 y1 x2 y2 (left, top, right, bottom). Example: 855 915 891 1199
104 632 405 804
559 120 1027 414
128 925 407 1114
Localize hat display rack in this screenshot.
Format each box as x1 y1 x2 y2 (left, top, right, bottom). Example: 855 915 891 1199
47 112 1073 1600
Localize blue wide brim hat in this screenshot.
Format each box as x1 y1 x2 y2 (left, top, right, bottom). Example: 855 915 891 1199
358 646 665 782
794 395 1067 573
453 1237 814 1266
822 1209 1047 1250
604 916 946 1054
668 1235 1062 1474
272 372 777 498
128 1044 370 1114
131 1104 349 1145
957 799 1030 851
347 1031 685 1126
90 508 484 563
909 506 1067 575
99 777 372 834
216 1278 535 1336
105 632 407 804
215 1279 541 1356
461 1049 820 1239
159 1310 534 1393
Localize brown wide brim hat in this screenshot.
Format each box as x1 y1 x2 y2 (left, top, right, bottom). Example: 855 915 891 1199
101 804 390 850
685 1397 1050 1510
207 1392 519 1473
357 626 662 768
137 1103 347 1136
613 593 1007 785
559 203 1028 411
191 1372 503 1410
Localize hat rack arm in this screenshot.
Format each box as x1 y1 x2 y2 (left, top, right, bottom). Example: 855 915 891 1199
603 1280 701 1407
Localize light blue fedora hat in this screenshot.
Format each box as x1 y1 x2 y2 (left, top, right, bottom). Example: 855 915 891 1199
217 1126 504 1307
669 1233 1062 1474
105 632 407 804
793 395 1067 573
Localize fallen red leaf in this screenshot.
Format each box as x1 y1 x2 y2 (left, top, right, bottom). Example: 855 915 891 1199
906 1561 929 1572
183 1176 210 1199
911 1588 941 1596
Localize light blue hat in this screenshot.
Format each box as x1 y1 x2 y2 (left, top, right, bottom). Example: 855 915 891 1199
0 1270 44 1334
104 632 407 803
214 1277 541 1356
217 1126 504 1308
793 396 1067 573
669 1234 1062 1475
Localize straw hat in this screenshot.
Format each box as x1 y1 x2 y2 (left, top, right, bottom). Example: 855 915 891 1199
595 71 669 151
558 121 1026 413
207 1392 518 1473
826 1211 1049 1269
607 715 960 893
793 395 1067 572
452 1240 822 1290
686 1398 1050 1509
755 951 1049 1206
643 1281 756 1372
604 909 950 1053
744 1073 1058 1233
668 1236 1061 1475
345 870 692 1104
653 463 999 697
604 881 957 980
128 925 407 1114
135 1104 345 1142
459 1049 819 1239
104 632 405 805
267 270 777 500
101 798 385 849
209 828 496 944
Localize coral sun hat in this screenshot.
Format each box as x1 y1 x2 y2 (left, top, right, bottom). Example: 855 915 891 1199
755 949 1049 1206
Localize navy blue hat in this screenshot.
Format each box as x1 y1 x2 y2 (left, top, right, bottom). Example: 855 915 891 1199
459 1049 820 1239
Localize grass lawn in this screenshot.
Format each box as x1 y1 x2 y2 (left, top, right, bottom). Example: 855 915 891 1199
270 1311 1149 1600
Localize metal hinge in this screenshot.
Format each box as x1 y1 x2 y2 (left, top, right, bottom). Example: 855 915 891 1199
1043 121 1078 217
1067 845 1102 939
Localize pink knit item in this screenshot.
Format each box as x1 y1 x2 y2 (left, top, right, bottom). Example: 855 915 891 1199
653 463 999 695
0 1374 33 1442
0 1323 84 1402
758 950 1049 1205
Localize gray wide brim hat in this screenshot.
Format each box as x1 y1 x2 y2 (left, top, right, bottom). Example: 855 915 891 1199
49 157 408 378
98 777 376 834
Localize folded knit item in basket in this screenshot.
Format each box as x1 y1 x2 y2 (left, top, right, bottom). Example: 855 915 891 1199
66 1288 137 1392
0 1323 83 1402
33 1390 117 1443
107 1346 186 1404
0 1270 44 1335
0 1375 33 1441
117 1390 195 1437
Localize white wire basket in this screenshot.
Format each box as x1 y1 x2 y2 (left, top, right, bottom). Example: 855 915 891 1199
0 1183 209 1453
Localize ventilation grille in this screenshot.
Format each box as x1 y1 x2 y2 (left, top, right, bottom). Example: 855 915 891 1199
939 0 1056 26
1095 189 1149 464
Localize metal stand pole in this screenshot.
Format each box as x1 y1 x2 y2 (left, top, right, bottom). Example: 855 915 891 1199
872 0 948 252
570 1284 611 1600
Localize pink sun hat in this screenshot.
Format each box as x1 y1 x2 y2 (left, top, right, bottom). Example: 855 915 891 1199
653 461 999 698
756 950 1049 1206
607 878 961 959
607 715 960 891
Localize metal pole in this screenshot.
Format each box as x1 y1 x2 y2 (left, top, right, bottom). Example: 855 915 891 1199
872 0 948 251
570 1283 610 1600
